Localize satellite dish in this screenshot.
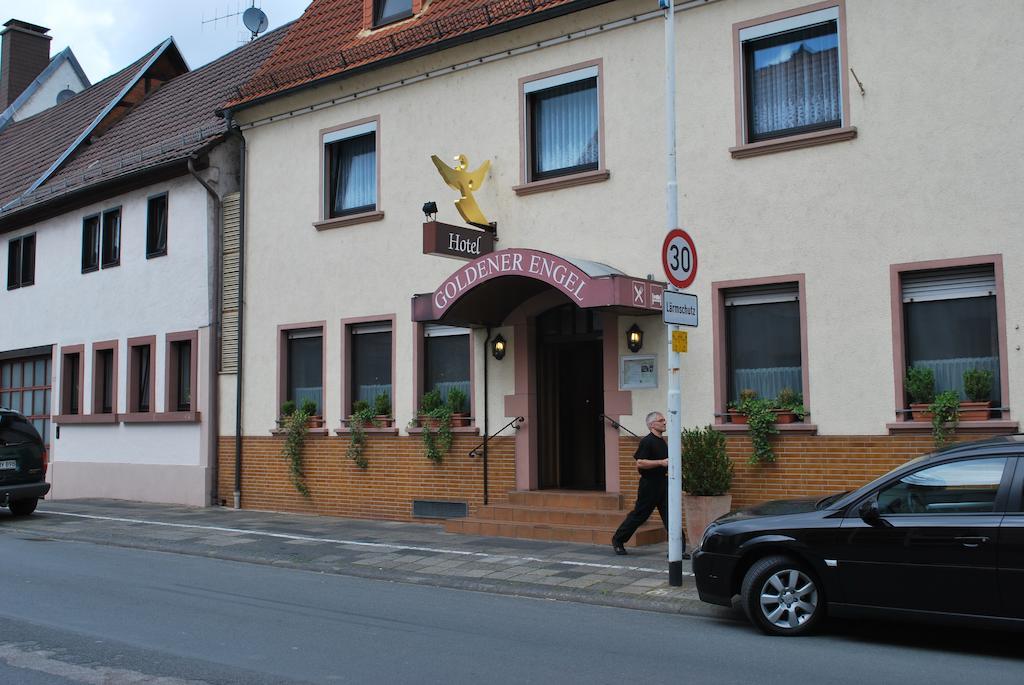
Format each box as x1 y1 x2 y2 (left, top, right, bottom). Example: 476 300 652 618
242 7 269 36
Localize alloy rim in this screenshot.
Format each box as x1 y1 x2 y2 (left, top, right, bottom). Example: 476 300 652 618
759 568 818 629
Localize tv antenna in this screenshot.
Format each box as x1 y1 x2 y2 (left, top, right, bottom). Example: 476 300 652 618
202 2 269 42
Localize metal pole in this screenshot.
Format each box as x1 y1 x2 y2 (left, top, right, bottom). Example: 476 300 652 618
663 0 684 587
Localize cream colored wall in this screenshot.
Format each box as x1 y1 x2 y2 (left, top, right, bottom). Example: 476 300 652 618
236 0 1023 437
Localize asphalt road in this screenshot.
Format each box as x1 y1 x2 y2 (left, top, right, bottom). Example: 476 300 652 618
1 536 1021 684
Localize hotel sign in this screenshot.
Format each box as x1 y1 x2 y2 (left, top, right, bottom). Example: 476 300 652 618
423 221 494 261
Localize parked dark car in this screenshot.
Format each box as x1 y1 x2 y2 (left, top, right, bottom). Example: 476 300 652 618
693 435 1024 635
0 408 50 516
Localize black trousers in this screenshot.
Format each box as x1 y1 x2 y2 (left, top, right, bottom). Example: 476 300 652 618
613 476 683 546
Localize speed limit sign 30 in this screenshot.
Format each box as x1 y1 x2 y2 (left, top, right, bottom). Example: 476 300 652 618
662 229 698 289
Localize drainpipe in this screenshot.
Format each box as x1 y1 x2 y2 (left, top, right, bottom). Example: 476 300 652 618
228 124 247 510
188 155 221 508
482 327 491 505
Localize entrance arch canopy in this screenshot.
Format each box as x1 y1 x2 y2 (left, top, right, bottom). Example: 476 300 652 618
411 248 665 325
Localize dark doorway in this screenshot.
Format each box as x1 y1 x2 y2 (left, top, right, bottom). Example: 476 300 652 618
536 304 605 490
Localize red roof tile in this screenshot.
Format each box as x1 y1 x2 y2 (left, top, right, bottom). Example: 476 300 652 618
227 0 609 109
0 46 162 210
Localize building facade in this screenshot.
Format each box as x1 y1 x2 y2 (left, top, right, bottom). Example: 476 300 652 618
214 0 1019 533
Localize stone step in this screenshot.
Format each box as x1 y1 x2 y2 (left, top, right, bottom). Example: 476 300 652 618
476 503 633 527
444 518 667 546
506 490 624 511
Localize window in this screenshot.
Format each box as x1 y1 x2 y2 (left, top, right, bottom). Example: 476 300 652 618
877 458 1008 515
60 347 83 415
101 208 121 268
82 215 100 272
7 234 35 289
146 194 168 258
128 337 155 413
739 5 842 143
166 331 197 413
92 341 118 414
374 0 412 26
324 121 377 218
724 283 802 403
350 322 391 414
900 264 1000 405
285 328 323 415
424 325 470 411
524 65 600 181
0 355 51 447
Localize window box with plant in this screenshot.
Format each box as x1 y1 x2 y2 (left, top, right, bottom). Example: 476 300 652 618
681 425 734 547
772 387 807 424
416 389 453 463
904 366 935 421
961 368 994 421
372 392 392 427
727 389 779 464
446 387 470 427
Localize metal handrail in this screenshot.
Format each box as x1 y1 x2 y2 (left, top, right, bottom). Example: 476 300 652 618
469 416 523 458
599 413 640 438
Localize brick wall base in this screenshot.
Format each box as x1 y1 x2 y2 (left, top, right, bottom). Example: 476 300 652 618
218 431 1012 522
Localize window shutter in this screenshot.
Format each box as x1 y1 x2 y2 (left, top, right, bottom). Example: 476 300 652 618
220 193 241 373
901 265 995 303
724 283 799 307
423 325 469 338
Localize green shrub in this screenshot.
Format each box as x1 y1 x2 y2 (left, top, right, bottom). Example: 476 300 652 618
352 399 370 415
681 426 733 496
280 400 296 417
963 369 994 402
373 392 391 416
446 387 467 413
300 398 318 416
419 389 442 414
905 366 935 404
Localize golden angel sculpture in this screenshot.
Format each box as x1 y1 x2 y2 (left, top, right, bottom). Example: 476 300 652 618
430 154 492 227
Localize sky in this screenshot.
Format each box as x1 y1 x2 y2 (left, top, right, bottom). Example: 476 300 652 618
2 1 312 83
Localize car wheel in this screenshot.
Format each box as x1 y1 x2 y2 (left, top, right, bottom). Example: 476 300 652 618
8 498 38 516
741 555 823 636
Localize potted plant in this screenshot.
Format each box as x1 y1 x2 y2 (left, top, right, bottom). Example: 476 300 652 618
727 388 758 425
929 390 960 446
281 403 311 496
961 369 994 421
446 387 470 427
418 389 443 429
904 366 935 421
346 399 373 469
299 398 323 429
681 425 734 547
372 392 392 427
772 387 807 424
278 400 296 429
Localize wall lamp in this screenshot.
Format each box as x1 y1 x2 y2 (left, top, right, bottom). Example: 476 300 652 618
422 201 438 221
626 324 644 353
491 334 507 360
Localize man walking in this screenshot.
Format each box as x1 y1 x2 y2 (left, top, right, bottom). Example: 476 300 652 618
611 411 684 555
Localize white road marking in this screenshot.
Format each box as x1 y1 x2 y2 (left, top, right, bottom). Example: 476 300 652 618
41 510 694 576
0 643 208 684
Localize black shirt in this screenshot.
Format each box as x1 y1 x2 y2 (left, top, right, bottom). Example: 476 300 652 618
634 432 668 479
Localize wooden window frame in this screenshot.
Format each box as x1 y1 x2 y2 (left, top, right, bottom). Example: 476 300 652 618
90 339 119 420
100 207 121 269
59 345 85 416
7 233 35 289
146 192 168 259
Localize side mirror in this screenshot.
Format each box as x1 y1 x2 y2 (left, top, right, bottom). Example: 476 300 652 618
858 495 891 528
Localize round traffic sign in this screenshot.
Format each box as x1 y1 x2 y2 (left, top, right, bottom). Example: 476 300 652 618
662 229 698 289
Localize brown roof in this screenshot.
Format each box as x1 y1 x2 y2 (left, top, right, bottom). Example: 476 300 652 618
0 45 163 210
226 0 611 109
34 25 289 203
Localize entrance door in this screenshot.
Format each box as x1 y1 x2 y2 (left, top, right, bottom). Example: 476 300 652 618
536 305 604 490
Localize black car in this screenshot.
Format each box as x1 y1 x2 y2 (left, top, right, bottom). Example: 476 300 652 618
0 408 50 516
693 435 1024 635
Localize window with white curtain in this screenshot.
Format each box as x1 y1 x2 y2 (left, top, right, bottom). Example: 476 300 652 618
350 323 392 413
287 328 323 414
324 121 377 218
525 66 599 181
741 7 842 142
424 325 470 410
725 283 802 402
902 265 1000 403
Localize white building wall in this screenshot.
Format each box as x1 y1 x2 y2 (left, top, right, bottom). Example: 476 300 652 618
15 59 89 120
0 175 214 505
234 0 1023 438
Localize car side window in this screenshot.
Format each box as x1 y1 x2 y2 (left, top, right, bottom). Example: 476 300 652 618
877 457 1008 515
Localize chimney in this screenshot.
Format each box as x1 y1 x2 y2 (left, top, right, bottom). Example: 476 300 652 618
1 19 52 109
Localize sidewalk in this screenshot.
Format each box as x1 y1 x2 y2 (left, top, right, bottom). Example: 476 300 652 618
4 499 736 620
